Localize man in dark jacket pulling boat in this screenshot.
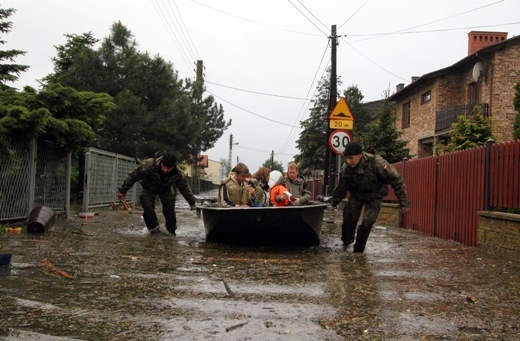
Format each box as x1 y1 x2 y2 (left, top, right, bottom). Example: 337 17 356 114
118 151 197 235
331 142 410 253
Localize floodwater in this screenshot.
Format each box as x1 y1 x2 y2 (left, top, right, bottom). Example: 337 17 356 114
1 194 519 340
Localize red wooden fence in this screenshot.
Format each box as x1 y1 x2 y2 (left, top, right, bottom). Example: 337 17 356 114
489 141 520 209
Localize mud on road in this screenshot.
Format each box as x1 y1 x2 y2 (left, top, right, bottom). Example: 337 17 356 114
1 197 519 340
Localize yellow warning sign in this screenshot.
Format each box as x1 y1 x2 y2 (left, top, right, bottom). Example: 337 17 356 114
328 97 354 120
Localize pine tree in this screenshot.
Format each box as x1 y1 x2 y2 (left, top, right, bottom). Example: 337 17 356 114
295 68 337 175
0 7 29 89
358 99 410 163
439 107 494 153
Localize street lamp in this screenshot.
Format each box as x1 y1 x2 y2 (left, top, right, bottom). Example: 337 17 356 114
228 134 239 174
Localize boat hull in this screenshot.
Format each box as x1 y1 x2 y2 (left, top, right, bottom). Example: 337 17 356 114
199 204 328 245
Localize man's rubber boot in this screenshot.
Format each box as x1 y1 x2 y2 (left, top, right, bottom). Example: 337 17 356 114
341 223 355 245
353 226 371 253
166 226 177 236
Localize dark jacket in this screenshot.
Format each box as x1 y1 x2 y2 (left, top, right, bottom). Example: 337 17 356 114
119 156 196 206
331 152 410 207
283 175 312 205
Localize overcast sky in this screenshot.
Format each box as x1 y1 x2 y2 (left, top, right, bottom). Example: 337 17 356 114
3 0 519 172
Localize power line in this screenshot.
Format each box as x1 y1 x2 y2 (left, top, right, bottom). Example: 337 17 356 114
206 90 300 128
342 38 408 82
151 0 194 74
205 80 311 100
171 0 200 58
295 0 329 32
287 0 328 37
278 41 330 155
338 0 370 31
347 21 520 39
189 0 321 37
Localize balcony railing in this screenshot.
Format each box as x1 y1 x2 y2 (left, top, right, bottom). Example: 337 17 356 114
435 103 490 132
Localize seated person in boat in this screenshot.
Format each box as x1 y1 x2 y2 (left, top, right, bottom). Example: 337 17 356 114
218 162 251 208
282 161 312 206
268 170 294 207
247 167 271 207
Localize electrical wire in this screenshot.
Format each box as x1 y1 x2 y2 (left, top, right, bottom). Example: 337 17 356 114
206 90 300 128
165 0 199 61
151 0 195 75
295 0 329 32
278 42 330 155
287 0 329 37
205 80 311 101
189 0 321 37
338 0 370 31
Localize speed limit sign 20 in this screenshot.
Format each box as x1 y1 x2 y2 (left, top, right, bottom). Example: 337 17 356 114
328 130 353 154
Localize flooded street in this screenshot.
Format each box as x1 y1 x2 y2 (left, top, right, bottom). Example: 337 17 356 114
1 195 519 340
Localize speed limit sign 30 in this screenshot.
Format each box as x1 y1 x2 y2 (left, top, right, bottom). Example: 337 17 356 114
328 130 353 154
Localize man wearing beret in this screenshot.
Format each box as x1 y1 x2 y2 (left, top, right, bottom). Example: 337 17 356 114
118 151 197 236
331 142 410 253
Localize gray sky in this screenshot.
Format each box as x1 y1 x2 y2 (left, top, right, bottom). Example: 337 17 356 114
3 0 520 171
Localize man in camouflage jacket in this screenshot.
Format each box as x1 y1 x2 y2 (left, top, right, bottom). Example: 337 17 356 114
283 161 312 206
118 152 197 235
331 142 410 253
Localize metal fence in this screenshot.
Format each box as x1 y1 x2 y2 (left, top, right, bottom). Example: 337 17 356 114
1 136 217 222
0 134 70 222
82 148 140 212
82 149 219 210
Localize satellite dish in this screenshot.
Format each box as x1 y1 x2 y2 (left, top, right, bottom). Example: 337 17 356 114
472 62 485 82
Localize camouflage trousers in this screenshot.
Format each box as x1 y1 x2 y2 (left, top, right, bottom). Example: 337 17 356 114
140 188 177 234
341 196 381 249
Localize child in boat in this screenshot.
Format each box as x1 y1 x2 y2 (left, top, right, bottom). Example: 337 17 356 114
268 170 295 207
248 167 271 207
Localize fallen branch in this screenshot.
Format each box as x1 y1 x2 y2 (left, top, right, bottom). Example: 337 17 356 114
268 271 289 276
221 278 234 296
41 259 74 279
225 321 249 332
70 228 94 236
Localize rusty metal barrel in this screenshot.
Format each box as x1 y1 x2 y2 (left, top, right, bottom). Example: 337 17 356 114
27 206 56 234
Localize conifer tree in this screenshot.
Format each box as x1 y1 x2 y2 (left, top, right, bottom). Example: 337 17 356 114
0 8 29 89
439 107 494 153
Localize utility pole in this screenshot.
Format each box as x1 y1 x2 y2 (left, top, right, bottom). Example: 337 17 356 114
324 25 338 195
228 134 238 174
271 150 274 170
193 60 204 194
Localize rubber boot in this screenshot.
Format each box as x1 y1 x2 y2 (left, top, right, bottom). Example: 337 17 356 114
353 224 372 253
341 222 356 245
166 225 177 236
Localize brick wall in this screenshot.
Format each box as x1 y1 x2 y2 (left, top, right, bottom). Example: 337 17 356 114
489 44 520 141
477 211 520 261
377 203 401 227
395 42 520 158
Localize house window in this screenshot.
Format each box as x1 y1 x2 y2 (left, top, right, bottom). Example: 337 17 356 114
421 91 431 104
468 82 480 106
402 101 411 129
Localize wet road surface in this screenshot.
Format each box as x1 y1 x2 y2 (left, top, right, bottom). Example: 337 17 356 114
1 194 519 340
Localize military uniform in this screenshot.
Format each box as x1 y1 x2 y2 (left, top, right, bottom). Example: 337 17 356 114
331 152 410 252
283 175 312 205
119 156 196 235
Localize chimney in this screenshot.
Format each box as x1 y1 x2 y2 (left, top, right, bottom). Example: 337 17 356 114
468 31 508 55
396 83 404 92
411 76 419 83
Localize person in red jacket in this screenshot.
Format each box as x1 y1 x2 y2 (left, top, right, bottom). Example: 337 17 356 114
268 170 294 207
